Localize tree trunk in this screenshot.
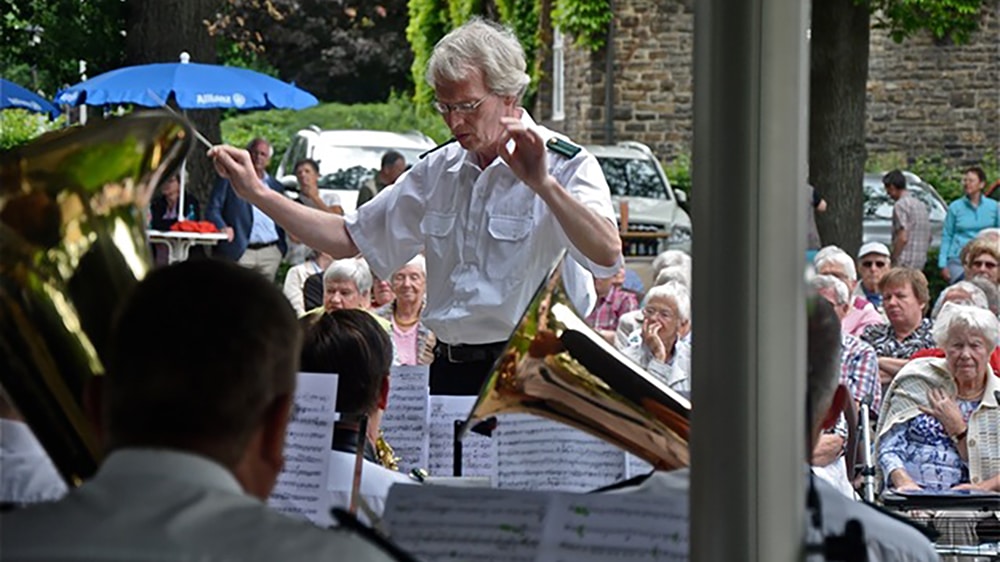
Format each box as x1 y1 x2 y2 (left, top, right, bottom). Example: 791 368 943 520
809 0 870 256
125 0 221 214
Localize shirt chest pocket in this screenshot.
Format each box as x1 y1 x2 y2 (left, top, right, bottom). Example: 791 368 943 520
420 212 456 260
485 215 533 279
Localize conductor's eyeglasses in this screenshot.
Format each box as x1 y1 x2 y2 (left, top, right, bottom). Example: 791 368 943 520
432 95 490 115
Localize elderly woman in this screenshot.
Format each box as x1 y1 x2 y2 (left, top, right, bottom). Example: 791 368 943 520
374 256 435 365
939 166 1000 283
283 249 332 315
815 246 885 336
960 236 1000 288
876 303 1000 492
619 281 691 392
861 267 936 384
322 258 374 312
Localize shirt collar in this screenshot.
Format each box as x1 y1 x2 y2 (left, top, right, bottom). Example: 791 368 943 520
448 107 538 174
97 448 245 495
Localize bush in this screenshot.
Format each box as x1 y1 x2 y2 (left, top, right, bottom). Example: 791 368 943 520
868 153 1000 204
220 94 451 167
663 152 691 197
0 110 64 151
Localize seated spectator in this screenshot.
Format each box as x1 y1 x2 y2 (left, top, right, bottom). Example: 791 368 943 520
374 256 436 365
283 249 333 315
814 246 885 336
861 267 935 386
0 260 390 560
960 236 1000 288
149 173 200 266
876 303 1000 493
585 266 639 344
654 264 691 289
299 310 414 521
967 276 1000 317
615 265 691 350
913 282 1000 377
323 258 375 313
357 151 406 208
854 242 892 311
0 386 67 507
371 275 395 309
620 282 691 392
650 250 692 283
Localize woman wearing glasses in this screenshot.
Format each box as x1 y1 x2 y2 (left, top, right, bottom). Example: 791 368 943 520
620 281 691 393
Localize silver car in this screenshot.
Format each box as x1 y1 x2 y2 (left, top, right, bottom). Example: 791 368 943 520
586 141 692 256
861 171 947 249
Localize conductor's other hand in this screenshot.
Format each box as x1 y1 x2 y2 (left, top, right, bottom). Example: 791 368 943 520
498 117 552 194
208 145 265 202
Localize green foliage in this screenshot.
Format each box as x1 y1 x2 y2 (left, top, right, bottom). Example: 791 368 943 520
909 153 1000 203
552 0 612 51
663 152 692 196
923 247 947 305
448 0 480 27
1 0 125 97
406 0 451 106
869 0 985 44
0 109 63 151
220 94 450 164
502 0 542 107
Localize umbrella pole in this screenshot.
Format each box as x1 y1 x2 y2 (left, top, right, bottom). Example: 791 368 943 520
178 160 187 223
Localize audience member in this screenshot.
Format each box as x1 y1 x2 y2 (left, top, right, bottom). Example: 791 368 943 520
149 173 200 266
283 249 333 315
299 310 414 522
294 158 343 215
323 258 375 313
615 264 691 350
814 246 885 336
883 170 930 270
650 250 691 282
939 166 1000 284
0 260 391 560
585 266 639 344
619 282 691 393
206 138 287 281
967 276 1000 317
855 243 892 310
960 236 1000 288
356 151 407 208
913 282 1000 377
374 256 436 365
0 385 67 507
861 268 935 386
371 276 396 309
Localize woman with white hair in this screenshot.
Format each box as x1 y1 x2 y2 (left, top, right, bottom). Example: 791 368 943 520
374 255 436 365
876 303 1000 492
322 258 374 312
620 282 692 392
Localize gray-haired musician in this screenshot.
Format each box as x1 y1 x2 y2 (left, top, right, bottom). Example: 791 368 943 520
602 299 938 561
210 18 622 396
0 261 392 561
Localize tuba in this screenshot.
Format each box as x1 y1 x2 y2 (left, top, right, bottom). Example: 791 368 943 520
463 255 691 470
0 112 192 485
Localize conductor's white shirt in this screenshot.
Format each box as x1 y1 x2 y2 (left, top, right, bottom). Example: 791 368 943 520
0 419 67 505
0 449 393 562
346 109 620 345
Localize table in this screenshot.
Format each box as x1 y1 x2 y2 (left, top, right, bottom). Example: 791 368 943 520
147 230 228 263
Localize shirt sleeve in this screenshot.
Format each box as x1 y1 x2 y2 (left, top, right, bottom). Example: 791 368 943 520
344 167 425 280
939 203 957 268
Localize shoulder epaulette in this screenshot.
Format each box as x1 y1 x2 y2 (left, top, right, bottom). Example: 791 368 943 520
546 137 582 159
419 138 458 159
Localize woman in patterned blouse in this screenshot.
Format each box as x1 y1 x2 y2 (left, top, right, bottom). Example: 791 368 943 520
875 303 1000 492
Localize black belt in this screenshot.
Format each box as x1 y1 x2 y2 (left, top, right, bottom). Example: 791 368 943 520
435 341 507 363
246 240 278 250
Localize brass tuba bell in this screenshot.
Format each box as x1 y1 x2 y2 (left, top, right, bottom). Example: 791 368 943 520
462 255 691 470
0 112 192 485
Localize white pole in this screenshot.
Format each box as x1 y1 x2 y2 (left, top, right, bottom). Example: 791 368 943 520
78 60 87 125
178 159 187 222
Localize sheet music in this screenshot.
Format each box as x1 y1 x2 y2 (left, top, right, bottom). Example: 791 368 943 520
428 395 496 480
381 365 430 472
384 484 548 562
495 413 626 492
538 492 688 561
267 373 338 523
626 452 655 479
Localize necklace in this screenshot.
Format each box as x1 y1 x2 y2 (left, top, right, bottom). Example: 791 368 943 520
393 311 419 328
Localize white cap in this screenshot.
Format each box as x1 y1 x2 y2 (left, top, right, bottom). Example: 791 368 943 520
857 242 890 259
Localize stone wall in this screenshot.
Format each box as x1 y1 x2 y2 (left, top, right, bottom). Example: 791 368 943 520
537 1 999 168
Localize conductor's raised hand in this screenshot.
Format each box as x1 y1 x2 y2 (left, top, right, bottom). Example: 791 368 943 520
497 117 554 194
207 145 266 202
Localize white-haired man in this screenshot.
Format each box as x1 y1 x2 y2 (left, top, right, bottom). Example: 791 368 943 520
814 246 885 336
209 19 621 396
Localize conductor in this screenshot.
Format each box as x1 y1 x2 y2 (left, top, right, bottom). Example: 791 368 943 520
210 18 623 395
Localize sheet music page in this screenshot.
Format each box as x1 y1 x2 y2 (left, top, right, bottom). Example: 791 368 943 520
267 372 338 523
538 492 689 561
495 413 626 492
381 365 430 472
384 483 549 562
427 395 496 480
626 452 655 479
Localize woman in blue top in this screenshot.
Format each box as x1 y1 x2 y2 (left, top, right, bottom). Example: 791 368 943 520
939 166 1000 284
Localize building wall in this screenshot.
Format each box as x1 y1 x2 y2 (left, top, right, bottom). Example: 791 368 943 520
538 1 999 168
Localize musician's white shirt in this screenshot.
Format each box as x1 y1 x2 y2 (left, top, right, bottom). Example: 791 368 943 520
605 468 938 562
323 450 415 527
0 449 393 562
345 109 619 345
0 419 67 505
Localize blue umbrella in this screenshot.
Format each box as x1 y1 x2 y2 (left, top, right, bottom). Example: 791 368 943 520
1 78 60 118
55 53 318 110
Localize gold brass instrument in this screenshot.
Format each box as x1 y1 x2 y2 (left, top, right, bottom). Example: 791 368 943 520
0 112 192 485
375 430 400 471
463 256 691 470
